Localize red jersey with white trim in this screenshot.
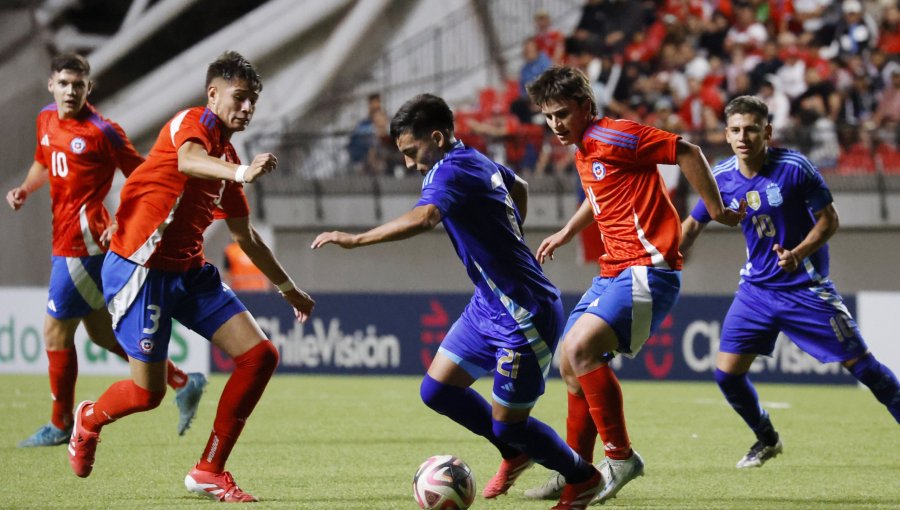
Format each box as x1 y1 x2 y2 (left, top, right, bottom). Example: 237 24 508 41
109 107 250 272
575 117 683 277
33 102 144 257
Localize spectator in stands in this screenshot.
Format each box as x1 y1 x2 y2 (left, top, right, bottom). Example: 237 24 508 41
699 10 732 59
824 0 879 60
776 44 808 99
511 38 552 124
877 3 900 55
758 75 792 140
646 97 686 134
791 0 839 47
347 93 387 174
724 2 769 55
749 40 785 91
533 9 566 64
873 66 900 140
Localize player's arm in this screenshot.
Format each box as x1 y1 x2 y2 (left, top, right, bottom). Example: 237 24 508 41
177 141 276 183
510 174 528 222
311 204 442 250
773 203 839 272
225 215 315 322
676 139 746 226
6 161 49 211
536 198 595 263
680 216 708 258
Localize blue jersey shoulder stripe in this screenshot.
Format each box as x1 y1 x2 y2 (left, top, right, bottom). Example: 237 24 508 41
199 108 217 129
773 153 818 178
591 126 639 141
588 133 637 149
588 128 639 147
40 103 58 113
712 156 736 176
86 112 124 149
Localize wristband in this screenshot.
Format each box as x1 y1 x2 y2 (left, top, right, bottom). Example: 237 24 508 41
234 165 250 183
276 278 296 293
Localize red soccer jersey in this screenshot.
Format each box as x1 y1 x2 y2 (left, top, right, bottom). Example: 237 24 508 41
575 118 683 277
33 103 144 257
110 107 250 272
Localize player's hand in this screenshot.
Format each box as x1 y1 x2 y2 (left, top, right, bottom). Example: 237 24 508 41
281 287 315 323
98 221 118 248
773 243 800 273
311 231 359 249
713 199 747 227
536 230 570 264
6 187 27 210
243 153 277 183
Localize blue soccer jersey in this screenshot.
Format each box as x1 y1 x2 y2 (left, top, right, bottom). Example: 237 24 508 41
691 147 833 288
416 141 561 320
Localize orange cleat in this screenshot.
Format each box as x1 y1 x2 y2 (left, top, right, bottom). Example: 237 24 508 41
482 453 534 498
551 466 604 510
185 465 259 502
67 400 100 478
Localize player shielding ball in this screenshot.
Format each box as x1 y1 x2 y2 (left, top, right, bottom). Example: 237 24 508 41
6 53 205 447
681 95 900 468
522 65 745 502
313 94 603 510
65 51 315 502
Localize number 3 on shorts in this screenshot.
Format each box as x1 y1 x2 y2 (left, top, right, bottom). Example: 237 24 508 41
142 304 161 335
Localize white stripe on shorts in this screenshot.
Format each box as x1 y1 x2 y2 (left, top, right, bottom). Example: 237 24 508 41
79 204 103 256
629 266 653 357
65 257 105 310
108 264 150 329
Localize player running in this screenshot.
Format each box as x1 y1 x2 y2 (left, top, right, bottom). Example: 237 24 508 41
65 51 315 503
7 53 206 447
522 65 745 503
313 93 603 510
681 95 900 468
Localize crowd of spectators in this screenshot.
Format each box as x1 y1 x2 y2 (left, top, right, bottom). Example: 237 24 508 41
452 0 900 177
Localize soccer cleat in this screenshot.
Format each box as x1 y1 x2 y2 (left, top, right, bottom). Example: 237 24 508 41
18 422 71 447
736 439 783 468
175 372 208 436
550 466 603 510
67 401 100 478
594 450 645 503
482 453 534 498
523 471 566 500
185 466 259 502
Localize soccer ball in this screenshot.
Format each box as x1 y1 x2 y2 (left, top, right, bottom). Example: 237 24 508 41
412 455 476 510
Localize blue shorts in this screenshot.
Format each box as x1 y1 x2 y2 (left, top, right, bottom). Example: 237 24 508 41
47 255 106 320
720 281 868 363
566 267 681 357
101 252 247 362
439 294 565 409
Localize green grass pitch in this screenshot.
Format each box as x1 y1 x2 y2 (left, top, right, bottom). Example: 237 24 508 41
2 374 897 509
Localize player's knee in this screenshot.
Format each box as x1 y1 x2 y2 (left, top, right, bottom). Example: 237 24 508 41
420 374 445 410
257 340 279 373
492 419 528 448
137 387 166 411
237 340 279 375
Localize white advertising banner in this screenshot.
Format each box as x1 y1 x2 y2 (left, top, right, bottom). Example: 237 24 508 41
0 287 209 374
857 291 900 375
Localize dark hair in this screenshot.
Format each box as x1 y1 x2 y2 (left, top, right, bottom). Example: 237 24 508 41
527 65 598 117
724 95 769 122
50 53 90 75
389 94 454 141
206 51 262 93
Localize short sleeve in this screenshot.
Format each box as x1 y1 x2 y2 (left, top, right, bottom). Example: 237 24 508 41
415 163 462 218
172 108 217 154
588 119 679 168
214 182 250 220
690 197 712 223
34 115 47 167
796 157 833 213
108 121 144 177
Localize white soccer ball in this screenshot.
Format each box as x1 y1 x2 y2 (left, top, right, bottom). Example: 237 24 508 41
412 455 476 510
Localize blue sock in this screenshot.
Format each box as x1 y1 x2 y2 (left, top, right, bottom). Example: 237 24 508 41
420 375 520 458
847 354 900 424
715 369 778 444
493 418 594 483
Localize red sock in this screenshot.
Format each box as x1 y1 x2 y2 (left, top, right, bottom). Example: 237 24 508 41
577 365 632 460
47 349 78 429
82 380 166 433
566 391 598 462
198 341 278 473
167 360 188 389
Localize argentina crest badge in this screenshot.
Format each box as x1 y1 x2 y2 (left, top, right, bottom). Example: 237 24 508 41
765 182 783 207
592 160 606 180
746 190 762 210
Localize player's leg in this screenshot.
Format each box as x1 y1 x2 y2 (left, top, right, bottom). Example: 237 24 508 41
81 306 206 434
21 255 103 447
176 263 273 502
781 283 900 424
717 283 782 468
